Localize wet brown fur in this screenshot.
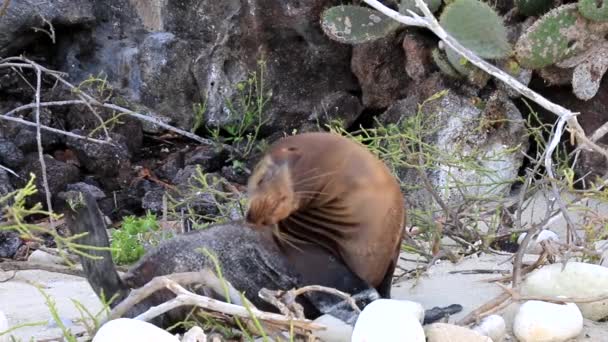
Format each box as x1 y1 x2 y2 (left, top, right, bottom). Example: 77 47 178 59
246 132 406 296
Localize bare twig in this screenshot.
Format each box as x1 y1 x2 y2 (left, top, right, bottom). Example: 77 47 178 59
0 260 85 277
130 277 324 333
0 163 19 178
456 292 512 326
0 105 111 145
109 270 249 322
28 59 56 228
259 284 363 319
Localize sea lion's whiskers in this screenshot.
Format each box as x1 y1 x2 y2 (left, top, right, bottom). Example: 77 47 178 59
291 169 339 187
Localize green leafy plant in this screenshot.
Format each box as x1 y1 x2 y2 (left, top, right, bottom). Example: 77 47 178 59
110 212 172 265
208 60 270 159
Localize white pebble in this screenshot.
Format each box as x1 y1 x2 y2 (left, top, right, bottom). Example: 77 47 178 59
0 310 9 342
517 230 559 254
521 262 608 320
93 318 180 342
472 315 506 342
311 314 352 342
351 299 425 342
513 300 583 342
425 323 493 341
27 249 66 265
181 326 207 342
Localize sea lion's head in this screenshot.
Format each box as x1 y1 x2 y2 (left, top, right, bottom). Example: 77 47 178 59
245 145 302 228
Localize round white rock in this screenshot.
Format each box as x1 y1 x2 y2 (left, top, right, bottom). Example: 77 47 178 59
513 300 583 342
425 323 493 342
520 262 608 320
472 314 506 342
517 230 559 254
351 299 425 342
93 318 180 342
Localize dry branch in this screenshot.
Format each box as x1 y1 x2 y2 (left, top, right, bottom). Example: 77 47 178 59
124 275 324 334
0 260 85 277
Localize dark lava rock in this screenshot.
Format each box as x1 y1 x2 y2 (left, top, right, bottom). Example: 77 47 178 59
65 130 131 177
220 165 249 185
11 108 64 153
402 31 434 82
352 32 410 109
0 168 14 197
184 143 230 172
52 0 358 133
65 182 106 200
0 231 22 259
301 91 364 132
156 151 185 181
141 188 166 214
0 0 95 55
19 153 80 207
0 139 24 169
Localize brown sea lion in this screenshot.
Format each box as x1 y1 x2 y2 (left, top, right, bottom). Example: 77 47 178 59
245 131 406 297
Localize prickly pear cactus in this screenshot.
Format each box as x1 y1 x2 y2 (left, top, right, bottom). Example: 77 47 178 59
432 48 463 78
439 0 511 59
399 0 442 16
445 46 471 75
515 4 608 69
571 42 608 100
516 0 553 16
579 0 608 22
320 5 402 44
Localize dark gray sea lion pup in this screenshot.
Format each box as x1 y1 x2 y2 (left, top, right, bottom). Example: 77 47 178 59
62 192 381 328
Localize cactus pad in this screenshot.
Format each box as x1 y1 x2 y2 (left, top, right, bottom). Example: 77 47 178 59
439 0 511 59
320 5 401 44
432 48 463 78
515 4 608 69
579 0 608 22
399 0 442 16
571 42 608 100
516 0 553 16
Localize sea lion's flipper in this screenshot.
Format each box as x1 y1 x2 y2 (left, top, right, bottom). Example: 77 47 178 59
375 256 398 298
61 191 130 308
